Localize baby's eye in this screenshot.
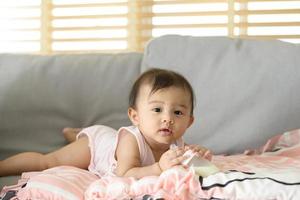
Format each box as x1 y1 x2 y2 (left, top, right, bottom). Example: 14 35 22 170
174 110 183 115
153 107 161 112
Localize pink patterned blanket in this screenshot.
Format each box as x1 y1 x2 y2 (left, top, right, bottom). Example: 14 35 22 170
1 129 300 200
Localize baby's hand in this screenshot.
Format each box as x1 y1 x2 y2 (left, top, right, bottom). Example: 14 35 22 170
158 147 186 171
184 144 212 161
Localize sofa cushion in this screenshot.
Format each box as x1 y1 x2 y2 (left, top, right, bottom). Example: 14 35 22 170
0 53 142 160
142 35 300 154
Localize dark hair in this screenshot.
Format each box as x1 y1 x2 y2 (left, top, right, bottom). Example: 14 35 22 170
129 68 195 115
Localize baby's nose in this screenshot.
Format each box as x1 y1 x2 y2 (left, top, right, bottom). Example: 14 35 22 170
162 118 174 125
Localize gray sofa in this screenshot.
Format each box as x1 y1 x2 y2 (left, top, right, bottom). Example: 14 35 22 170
1 35 300 189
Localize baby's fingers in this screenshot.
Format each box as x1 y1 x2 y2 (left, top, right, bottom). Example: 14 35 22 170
196 150 212 160
203 150 212 161
171 155 187 166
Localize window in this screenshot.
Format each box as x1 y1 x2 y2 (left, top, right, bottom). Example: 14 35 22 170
0 0 299 53
0 0 41 52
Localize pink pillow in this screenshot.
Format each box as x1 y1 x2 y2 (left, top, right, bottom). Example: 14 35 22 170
17 166 98 200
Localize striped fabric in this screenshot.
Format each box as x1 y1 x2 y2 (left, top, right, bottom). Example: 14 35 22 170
2 129 300 199
16 166 98 200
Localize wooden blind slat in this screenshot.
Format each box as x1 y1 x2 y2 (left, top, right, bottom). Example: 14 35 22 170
142 0 227 5
141 11 229 17
152 24 228 28
239 35 300 39
52 3 127 8
53 38 127 42
238 0 300 2
53 26 127 31
238 22 300 27
53 14 128 20
237 9 300 15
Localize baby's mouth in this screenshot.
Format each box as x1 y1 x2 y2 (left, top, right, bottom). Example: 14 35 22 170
159 128 173 136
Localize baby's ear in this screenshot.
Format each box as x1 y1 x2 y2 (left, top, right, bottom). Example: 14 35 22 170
188 115 194 128
128 107 139 126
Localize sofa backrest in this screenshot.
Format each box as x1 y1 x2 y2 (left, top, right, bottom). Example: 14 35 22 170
0 53 142 159
142 35 300 154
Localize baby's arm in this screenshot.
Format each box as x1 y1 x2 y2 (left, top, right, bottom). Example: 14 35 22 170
115 132 161 178
115 131 186 179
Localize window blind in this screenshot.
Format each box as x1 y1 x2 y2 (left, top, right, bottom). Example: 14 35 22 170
0 0 41 53
235 0 300 43
0 0 299 53
51 0 129 53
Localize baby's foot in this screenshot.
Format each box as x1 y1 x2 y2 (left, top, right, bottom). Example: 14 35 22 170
62 127 82 143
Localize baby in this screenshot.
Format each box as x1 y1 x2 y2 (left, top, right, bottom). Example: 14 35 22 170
0 68 212 179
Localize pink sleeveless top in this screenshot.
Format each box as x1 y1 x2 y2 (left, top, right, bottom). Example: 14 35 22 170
118 126 184 166
77 125 184 177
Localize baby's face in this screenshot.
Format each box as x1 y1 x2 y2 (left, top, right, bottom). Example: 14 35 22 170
130 84 194 150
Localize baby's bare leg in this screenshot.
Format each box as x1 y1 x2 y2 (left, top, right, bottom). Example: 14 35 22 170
0 137 90 177
63 127 82 143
